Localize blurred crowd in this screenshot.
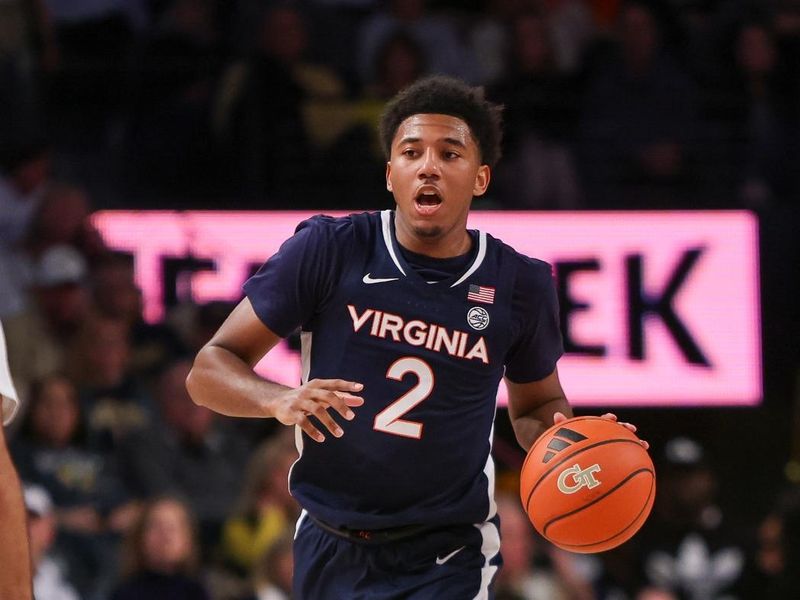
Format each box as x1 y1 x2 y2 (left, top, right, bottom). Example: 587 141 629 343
2 0 800 211
1 0 800 599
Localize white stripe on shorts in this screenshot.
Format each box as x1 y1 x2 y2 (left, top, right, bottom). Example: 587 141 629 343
473 519 500 599
294 509 309 540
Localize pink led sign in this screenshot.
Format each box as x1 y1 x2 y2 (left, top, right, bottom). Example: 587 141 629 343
92 210 761 407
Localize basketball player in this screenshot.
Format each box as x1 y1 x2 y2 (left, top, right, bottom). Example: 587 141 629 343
0 319 33 600
187 76 642 598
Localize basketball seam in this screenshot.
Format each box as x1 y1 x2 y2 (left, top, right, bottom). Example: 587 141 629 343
545 471 656 550
524 439 646 512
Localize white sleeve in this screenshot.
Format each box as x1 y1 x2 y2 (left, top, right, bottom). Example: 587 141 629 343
0 320 19 426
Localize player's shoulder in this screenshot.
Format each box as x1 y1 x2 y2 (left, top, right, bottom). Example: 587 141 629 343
294 211 378 240
484 231 554 289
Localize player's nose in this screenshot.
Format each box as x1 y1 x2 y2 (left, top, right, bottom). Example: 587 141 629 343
417 148 440 179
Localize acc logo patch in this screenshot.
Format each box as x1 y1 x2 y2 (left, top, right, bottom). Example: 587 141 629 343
467 306 490 330
557 463 602 494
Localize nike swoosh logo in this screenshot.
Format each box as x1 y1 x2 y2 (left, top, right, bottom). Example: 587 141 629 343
435 545 466 565
362 273 399 284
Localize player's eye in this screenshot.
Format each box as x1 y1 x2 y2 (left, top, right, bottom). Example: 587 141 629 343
443 151 459 160
402 149 419 158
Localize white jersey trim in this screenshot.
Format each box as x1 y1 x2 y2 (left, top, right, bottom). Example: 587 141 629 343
300 330 312 385
381 210 407 276
0 320 19 425
381 210 487 286
451 230 487 288
484 424 498 519
289 330 314 501
472 422 500 599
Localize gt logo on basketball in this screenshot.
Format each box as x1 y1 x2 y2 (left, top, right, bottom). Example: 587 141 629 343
557 463 602 494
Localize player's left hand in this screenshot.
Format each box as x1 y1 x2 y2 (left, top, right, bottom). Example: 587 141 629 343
553 412 649 450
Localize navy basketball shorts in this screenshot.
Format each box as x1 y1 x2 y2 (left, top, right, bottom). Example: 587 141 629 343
292 512 502 599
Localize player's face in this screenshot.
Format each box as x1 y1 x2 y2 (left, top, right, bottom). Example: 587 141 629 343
386 113 490 257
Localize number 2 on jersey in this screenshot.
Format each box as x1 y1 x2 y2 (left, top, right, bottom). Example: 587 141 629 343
373 357 434 439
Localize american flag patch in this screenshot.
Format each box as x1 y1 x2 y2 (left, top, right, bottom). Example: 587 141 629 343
468 284 495 304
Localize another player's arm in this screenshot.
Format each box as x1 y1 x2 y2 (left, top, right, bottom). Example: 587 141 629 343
0 423 33 600
505 367 572 452
186 298 364 442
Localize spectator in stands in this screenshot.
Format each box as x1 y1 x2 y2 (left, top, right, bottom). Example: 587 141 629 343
4 245 91 407
0 0 55 124
27 183 106 265
543 0 596 74
466 0 517 86
185 300 237 358
109 495 211 600
737 486 800 599
494 492 593 600
468 0 594 83
12 374 139 598
216 4 344 206
118 359 248 551
25 483 82 600
2 182 104 331
311 30 425 210
0 136 51 318
90 251 187 381
727 20 797 206
586 0 623 30
67 314 155 453
237 532 294 600
12 374 137 525
578 0 698 208
89 252 140 326
43 0 147 146
636 436 749 600
768 488 800 599
356 0 478 87
220 428 299 576
126 0 227 202
367 30 427 100
490 10 583 209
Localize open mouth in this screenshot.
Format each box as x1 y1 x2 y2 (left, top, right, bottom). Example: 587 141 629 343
415 190 443 214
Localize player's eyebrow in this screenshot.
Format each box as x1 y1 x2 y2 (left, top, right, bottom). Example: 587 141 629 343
396 136 467 149
441 137 467 149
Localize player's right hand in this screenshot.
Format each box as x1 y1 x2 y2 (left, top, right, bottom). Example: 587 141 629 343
272 379 364 442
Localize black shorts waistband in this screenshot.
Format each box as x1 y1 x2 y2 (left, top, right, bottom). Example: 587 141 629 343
309 515 442 544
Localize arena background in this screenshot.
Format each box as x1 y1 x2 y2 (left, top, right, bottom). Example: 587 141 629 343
1 1 799 599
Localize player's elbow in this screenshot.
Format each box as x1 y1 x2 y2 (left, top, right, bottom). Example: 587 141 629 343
185 350 210 408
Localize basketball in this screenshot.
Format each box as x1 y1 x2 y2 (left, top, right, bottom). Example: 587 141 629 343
520 416 655 553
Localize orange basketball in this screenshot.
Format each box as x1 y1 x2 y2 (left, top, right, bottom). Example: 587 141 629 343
519 416 655 553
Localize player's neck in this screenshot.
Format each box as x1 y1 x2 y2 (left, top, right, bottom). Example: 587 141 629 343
394 216 472 259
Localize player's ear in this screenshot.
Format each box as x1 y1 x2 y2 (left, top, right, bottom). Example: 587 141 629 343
473 165 490 197
385 162 393 192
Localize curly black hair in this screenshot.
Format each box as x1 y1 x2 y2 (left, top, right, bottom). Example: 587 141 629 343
378 76 504 168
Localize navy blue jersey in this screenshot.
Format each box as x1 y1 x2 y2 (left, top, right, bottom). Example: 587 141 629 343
244 210 562 530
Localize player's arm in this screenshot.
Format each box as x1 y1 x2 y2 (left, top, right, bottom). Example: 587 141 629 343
186 298 364 442
1 317 33 600
505 367 571 452
0 424 33 600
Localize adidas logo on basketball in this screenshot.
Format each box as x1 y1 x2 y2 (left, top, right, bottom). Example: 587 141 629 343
542 427 588 463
